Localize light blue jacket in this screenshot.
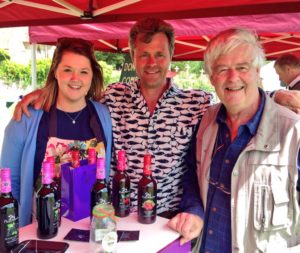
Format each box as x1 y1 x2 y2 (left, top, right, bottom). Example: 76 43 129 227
0 100 112 227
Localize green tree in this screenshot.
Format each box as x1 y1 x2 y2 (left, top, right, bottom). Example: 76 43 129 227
36 58 51 88
95 52 125 70
99 60 120 86
0 59 30 88
0 48 10 63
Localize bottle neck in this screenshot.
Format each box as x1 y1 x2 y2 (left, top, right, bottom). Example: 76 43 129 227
42 173 52 185
143 162 152 176
96 167 105 180
0 179 12 194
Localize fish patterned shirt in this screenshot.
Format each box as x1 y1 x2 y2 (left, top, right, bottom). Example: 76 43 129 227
101 79 212 214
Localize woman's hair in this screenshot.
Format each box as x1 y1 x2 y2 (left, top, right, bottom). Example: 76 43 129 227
43 37 103 111
129 18 175 58
204 28 265 77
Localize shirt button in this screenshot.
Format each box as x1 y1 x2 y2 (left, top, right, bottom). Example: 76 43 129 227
208 229 213 235
225 159 230 164
212 207 217 212
205 251 210 253
233 170 239 176
225 133 229 138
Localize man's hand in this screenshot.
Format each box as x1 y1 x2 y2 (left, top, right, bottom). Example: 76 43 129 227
274 90 300 114
13 89 45 121
168 212 203 245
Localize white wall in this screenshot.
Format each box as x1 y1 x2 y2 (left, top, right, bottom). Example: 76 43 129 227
260 61 284 92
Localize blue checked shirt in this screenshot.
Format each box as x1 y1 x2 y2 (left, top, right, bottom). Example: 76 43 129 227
200 91 266 253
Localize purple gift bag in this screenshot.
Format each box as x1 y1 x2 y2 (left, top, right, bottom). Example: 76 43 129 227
61 160 96 221
157 238 191 253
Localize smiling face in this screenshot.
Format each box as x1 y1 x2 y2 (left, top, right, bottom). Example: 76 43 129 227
132 32 171 90
55 51 93 111
210 44 260 115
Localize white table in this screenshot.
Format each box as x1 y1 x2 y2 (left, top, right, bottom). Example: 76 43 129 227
19 213 180 253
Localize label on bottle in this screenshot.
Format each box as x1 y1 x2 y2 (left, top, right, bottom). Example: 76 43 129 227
119 187 130 211
2 214 19 247
141 192 156 217
102 231 118 252
53 201 60 227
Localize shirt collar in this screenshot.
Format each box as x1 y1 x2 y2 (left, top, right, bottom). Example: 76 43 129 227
132 78 181 98
216 88 266 136
289 75 300 88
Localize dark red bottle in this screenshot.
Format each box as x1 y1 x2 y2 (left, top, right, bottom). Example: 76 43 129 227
90 157 111 218
88 148 96 165
0 168 19 252
71 150 80 168
46 156 61 226
36 161 59 239
112 150 131 217
138 154 157 224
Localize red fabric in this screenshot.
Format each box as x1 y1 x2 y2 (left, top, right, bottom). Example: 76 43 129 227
29 12 300 60
1 0 300 28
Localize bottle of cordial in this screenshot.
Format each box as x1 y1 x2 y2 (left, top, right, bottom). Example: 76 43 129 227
112 150 131 217
46 156 61 226
88 148 96 165
90 157 111 219
138 154 157 224
36 161 59 239
71 149 80 168
0 168 19 252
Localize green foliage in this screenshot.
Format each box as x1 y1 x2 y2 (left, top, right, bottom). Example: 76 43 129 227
0 59 30 88
36 58 51 88
0 49 10 63
99 60 120 87
96 52 125 70
171 61 214 92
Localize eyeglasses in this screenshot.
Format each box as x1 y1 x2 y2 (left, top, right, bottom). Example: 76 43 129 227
56 37 93 50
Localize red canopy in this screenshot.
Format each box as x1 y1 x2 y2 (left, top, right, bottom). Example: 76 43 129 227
1 0 300 28
29 12 300 60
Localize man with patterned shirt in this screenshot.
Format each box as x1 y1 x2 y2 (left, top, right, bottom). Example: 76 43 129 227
101 18 210 241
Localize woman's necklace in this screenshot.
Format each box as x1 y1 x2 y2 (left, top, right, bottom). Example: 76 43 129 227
63 109 84 124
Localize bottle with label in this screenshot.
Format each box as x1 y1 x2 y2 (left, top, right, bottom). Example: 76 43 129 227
112 150 131 217
36 161 59 239
0 168 19 252
88 148 96 165
46 156 61 226
71 149 80 168
91 157 111 218
90 204 117 253
138 154 157 224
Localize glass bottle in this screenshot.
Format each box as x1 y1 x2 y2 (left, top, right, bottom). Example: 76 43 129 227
46 156 61 226
71 149 80 168
91 157 111 218
138 154 157 224
112 150 131 217
88 148 96 165
0 168 19 252
90 204 117 253
36 161 59 239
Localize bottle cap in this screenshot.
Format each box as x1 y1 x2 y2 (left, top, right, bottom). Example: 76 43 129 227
117 150 126 171
0 168 12 193
144 154 152 175
0 168 11 181
42 161 52 184
96 157 105 179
